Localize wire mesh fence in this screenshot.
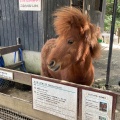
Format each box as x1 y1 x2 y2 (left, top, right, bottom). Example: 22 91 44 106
0 105 37 120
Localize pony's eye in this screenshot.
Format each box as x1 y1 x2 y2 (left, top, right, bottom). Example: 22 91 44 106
68 40 74 44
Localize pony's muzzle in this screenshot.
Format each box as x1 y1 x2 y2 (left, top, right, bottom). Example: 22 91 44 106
47 60 61 72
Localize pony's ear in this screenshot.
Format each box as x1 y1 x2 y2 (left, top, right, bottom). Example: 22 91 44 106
77 24 101 60
89 25 101 59
90 42 101 59
80 23 89 35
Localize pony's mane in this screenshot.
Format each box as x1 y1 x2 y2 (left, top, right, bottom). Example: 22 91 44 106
53 6 101 59
53 6 90 35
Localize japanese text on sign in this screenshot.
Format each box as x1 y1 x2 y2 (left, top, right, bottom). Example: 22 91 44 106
19 0 41 11
0 70 13 80
32 78 78 120
82 90 113 120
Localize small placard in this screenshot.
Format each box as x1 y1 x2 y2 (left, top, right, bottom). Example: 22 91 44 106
32 78 78 120
19 0 41 11
82 90 113 120
0 70 13 80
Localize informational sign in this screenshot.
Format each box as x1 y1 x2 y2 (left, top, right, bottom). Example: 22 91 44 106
82 90 113 120
0 70 13 80
19 0 41 11
32 78 78 120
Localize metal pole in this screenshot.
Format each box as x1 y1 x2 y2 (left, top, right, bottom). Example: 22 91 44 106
16 37 21 45
105 0 118 90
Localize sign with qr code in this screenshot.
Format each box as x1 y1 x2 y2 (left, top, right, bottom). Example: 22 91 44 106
82 89 113 120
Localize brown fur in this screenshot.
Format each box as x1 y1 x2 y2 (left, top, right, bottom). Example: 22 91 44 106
41 7 101 86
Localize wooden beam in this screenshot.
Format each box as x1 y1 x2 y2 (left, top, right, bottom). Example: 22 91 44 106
0 92 64 120
5 61 23 69
0 67 119 119
0 67 33 86
0 44 22 55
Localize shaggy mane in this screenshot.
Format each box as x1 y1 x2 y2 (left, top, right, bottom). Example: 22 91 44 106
53 6 90 36
53 6 101 59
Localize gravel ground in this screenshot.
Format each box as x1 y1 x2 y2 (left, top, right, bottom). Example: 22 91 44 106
93 43 120 86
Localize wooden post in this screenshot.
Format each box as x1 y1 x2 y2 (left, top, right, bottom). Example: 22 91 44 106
117 28 120 44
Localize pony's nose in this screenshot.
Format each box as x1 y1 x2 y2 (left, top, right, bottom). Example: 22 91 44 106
48 60 55 67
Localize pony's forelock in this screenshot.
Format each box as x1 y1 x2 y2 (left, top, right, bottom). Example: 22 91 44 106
53 6 90 36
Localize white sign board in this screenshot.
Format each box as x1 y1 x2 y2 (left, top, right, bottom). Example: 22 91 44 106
19 0 41 11
0 70 13 80
32 78 78 120
82 90 113 120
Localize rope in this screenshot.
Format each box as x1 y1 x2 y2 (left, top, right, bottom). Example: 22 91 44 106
14 51 16 63
14 48 27 72
0 56 5 67
14 48 31 91
0 48 27 90
0 56 10 89
0 56 5 84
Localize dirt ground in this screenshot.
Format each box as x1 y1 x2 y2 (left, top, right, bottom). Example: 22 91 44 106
93 43 120 87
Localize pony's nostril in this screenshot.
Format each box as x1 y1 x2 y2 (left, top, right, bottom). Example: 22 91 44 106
49 60 55 67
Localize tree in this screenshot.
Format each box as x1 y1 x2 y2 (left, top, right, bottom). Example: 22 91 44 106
104 0 120 32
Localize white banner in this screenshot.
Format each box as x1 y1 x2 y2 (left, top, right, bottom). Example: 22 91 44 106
32 78 78 120
19 0 41 11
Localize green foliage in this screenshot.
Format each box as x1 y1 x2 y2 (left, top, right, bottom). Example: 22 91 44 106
104 15 112 31
104 1 120 32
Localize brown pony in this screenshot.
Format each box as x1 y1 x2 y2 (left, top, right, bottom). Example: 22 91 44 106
41 7 101 86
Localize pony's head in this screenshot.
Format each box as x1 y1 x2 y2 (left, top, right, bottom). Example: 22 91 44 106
47 7 100 72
